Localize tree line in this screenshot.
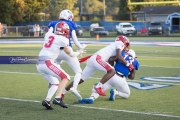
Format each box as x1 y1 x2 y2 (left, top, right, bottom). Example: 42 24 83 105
0 0 178 25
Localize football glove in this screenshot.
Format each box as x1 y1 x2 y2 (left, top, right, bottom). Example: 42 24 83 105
126 63 134 71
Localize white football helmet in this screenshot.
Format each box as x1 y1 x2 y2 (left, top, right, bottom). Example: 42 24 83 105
59 9 74 21
127 49 136 58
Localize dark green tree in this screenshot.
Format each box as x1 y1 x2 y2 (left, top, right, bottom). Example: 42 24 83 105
44 0 79 21
118 0 130 20
24 0 49 22
0 0 14 25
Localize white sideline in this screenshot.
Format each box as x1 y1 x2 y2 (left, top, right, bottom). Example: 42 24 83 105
0 97 180 119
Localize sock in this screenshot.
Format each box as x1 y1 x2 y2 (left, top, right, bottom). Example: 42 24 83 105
90 92 99 100
95 82 103 88
55 96 61 99
62 89 67 94
46 84 58 100
73 73 81 89
90 96 95 100
114 90 118 95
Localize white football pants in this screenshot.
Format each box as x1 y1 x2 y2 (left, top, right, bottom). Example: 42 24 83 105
36 60 70 84
91 74 130 99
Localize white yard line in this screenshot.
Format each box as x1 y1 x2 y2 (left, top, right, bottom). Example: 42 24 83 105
140 65 180 69
0 71 180 85
0 97 179 119
1 50 180 59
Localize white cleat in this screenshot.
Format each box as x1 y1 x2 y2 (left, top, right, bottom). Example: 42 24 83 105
70 87 82 100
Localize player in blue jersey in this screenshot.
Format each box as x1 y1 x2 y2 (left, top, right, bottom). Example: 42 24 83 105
48 10 86 48
48 9 87 100
78 49 140 104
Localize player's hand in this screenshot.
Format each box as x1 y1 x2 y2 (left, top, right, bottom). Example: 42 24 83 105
81 44 87 49
109 61 114 66
128 64 134 71
108 58 115 66
77 49 86 56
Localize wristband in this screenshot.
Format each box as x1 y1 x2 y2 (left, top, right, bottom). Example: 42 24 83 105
126 62 130 67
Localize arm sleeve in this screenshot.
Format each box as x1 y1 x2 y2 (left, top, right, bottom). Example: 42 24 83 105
116 42 124 51
48 22 52 28
71 30 83 49
134 59 140 70
69 51 80 57
47 27 53 33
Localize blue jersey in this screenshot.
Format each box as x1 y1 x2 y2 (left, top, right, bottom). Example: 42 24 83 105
114 51 140 77
48 20 77 47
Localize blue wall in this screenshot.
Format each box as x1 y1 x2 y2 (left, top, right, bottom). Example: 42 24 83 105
13 21 167 32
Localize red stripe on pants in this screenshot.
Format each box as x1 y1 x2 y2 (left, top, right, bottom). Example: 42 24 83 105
96 55 112 71
45 60 67 79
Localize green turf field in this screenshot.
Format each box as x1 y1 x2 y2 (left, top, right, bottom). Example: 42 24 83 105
0 38 180 120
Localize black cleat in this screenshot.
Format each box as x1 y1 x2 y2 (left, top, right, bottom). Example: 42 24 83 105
42 100 54 110
52 98 68 108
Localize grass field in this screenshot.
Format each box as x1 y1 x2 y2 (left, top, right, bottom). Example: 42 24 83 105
0 37 180 120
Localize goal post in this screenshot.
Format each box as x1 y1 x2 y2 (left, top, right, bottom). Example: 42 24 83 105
128 0 180 5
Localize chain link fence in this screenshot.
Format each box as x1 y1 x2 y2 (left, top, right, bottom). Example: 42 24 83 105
0 25 180 37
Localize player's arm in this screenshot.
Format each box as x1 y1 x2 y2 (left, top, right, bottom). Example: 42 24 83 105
128 58 140 79
71 30 87 49
47 27 53 33
116 49 127 65
128 69 136 80
108 49 127 65
47 21 56 33
48 21 53 29
116 49 134 71
63 46 83 57
108 49 121 63
108 59 115 66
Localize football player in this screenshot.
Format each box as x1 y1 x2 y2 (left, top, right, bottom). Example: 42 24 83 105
48 9 86 99
63 35 134 100
36 21 83 110
79 49 140 104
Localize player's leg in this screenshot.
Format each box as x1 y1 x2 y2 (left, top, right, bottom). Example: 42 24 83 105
115 77 130 99
79 81 112 104
53 77 69 108
36 63 59 110
42 74 59 100
62 55 96 100
65 55 82 89
66 62 96 100
43 60 70 108
59 50 83 100
92 55 115 96
41 74 59 110
56 51 82 90
108 75 130 101
107 74 120 101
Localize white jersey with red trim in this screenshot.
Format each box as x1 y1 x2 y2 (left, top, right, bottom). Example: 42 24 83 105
38 32 69 60
94 41 125 61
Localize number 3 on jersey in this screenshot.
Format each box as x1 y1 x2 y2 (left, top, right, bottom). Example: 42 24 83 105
44 36 55 48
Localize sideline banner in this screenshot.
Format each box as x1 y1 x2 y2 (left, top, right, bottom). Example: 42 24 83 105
0 56 38 64
0 56 92 64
